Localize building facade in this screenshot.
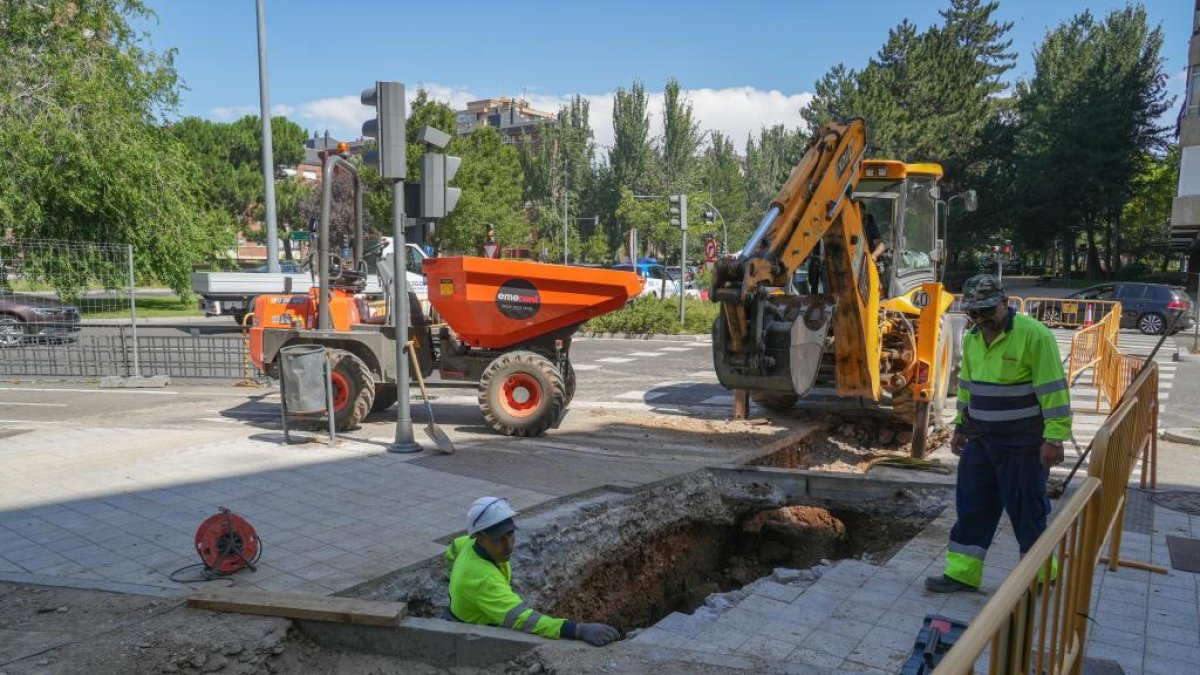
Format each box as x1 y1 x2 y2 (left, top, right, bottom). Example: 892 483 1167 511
455 97 556 148
1171 2 1200 292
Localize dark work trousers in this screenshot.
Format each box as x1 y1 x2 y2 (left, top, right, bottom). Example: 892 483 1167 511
950 438 1050 559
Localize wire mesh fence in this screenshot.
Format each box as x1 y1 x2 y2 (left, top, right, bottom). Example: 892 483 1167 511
0 333 251 380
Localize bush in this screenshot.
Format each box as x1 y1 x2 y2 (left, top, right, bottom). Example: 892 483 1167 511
1115 262 1151 281
583 297 719 335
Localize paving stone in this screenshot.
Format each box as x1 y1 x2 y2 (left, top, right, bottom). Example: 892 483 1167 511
736 635 797 661
752 580 804 604
656 611 703 637
845 624 914 671
737 592 792 617
788 646 846 669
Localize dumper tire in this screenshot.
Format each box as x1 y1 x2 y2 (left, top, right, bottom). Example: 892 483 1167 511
751 391 799 412
562 361 576 405
479 351 566 437
327 349 375 431
371 384 397 413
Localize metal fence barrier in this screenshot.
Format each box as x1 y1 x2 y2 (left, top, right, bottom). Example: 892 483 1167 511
1065 303 1122 386
936 359 1160 674
0 334 247 379
1020 297 1120 330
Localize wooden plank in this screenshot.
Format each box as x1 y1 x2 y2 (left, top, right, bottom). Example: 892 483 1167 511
187 588 407 627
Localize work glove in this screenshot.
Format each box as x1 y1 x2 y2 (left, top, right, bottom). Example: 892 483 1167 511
575 622 620 646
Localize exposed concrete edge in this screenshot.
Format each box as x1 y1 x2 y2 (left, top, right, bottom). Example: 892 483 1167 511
709 465 954 509
0 571 185 598
579 332 711 342
99 374 170 389
1161 428 1200 446
1173 351 1200 363
295 608 545 668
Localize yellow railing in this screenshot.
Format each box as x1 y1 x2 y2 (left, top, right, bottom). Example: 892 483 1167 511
934 477 1103 674
935 360 1160 674
1021 297 1121 330
1065 303 1121 385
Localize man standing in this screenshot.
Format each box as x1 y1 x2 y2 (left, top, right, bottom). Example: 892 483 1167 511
926 275 1070 593
445 497 620 646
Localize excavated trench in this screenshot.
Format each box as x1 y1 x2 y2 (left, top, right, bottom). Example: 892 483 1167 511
547 503 925 632
354 467 949 637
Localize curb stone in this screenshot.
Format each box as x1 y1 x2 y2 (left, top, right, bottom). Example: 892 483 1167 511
1161 428 1200 446
1173 352 1200 363
578 332 711 342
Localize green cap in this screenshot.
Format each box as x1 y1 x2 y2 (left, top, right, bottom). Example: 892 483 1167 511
960 274 1006 310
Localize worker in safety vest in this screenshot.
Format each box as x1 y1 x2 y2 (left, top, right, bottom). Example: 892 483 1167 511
926 275 1070 593
444 497 620 646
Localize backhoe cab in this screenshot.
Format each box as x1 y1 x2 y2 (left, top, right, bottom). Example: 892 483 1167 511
711 119 967 456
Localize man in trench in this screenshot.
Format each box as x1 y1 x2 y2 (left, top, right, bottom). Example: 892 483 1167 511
444 497 621 646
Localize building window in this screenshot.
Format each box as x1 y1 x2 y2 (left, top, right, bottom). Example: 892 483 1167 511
1191 69 1200 118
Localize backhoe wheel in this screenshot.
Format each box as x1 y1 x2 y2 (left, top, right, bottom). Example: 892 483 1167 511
327 349 375 431
478 351 566 437
371 384 398 413
751 391 799 412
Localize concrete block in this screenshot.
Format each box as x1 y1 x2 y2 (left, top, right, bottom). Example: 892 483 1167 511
99 375 170 388
298 616 540 668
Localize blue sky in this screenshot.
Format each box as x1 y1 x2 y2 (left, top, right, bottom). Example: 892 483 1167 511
141 0 1191 152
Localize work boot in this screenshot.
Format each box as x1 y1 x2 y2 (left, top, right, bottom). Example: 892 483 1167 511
924 575 978 593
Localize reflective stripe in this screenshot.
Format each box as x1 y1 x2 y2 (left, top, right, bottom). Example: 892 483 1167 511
1034 379 1068 396
944 550 983 588
968 381 1034 397
948 540 988 560
519 611 544 633
956 399 968 411
501 603 529 629
1041 405 1072 419
969 405 1042 421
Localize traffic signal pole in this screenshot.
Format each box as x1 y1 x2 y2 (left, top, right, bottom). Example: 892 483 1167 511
391 177 420 453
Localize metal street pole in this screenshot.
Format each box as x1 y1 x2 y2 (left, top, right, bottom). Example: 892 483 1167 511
390 178 421 453
679 227 687 324
255 0 279 272
562 164 569 265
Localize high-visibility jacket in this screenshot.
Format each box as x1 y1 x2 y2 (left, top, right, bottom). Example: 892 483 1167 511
953 312 1071 447
444 535 572 639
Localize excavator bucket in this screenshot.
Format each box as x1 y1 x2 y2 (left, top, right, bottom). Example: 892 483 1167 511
424 257 642 350
788 297 836 396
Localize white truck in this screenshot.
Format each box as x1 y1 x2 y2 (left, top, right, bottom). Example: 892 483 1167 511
191 242 428 324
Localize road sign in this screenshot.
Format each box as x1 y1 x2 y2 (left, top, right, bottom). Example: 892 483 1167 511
483 243 499 259
290 231 310 241
705 238 718 262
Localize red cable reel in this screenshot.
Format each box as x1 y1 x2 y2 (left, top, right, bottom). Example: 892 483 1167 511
194 507 261 577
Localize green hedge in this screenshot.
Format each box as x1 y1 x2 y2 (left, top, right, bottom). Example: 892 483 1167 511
583 297 719 335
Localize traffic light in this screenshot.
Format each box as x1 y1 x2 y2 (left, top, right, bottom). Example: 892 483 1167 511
668 194 688 231
704 209 716 224
421 152 462 218
1003 239 1013 255
360 81 406 179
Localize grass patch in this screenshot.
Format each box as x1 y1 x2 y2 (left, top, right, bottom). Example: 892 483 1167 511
82 295 202 319
583 297 718 335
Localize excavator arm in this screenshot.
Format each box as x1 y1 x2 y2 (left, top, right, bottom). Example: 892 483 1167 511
711 119 881 400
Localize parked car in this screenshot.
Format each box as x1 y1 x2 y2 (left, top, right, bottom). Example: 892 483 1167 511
0 292 82 347
611 263 701 299
1037 282 1194 335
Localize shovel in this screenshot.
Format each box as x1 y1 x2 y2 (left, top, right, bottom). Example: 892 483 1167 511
407 342 455 454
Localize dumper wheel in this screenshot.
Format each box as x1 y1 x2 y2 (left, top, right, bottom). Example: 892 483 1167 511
371 384 397 413
328 349 375 431
479 351 566 437
562 362 576 405
751 391 799 412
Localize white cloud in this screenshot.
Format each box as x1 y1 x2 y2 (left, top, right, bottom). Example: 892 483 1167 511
208 104 257 121
220 84 814 157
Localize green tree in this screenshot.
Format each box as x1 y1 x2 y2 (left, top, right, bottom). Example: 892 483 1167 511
1014 6 1171 277
0 0 231 293
744 125 807 211
437 127 525 254
701 131 751 253
658 78 701 194
1121 146 1178 269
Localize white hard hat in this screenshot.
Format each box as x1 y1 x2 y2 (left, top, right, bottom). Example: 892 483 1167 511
467 496 517 536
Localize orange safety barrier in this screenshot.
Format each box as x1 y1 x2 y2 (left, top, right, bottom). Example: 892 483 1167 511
1065 303 1121 386
1022 297 1120 330
936 359 1161 674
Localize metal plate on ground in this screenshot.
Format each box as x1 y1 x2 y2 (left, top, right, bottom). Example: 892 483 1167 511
1166 535 1200 573
1122 488 1154 535
1152 490 1200 516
